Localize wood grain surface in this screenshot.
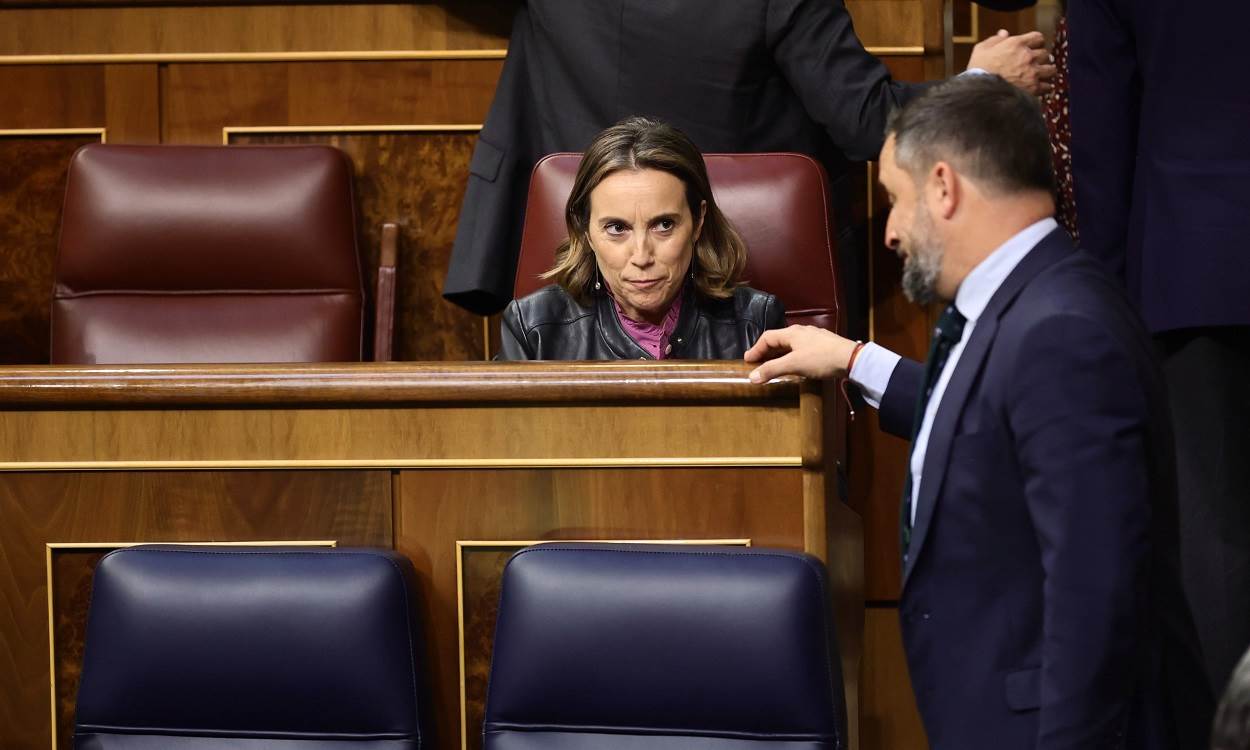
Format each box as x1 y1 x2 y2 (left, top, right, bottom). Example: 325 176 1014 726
0 470 391 750
0 361 798 406
0 3 515 56
0 133 101 365
162 60 501 144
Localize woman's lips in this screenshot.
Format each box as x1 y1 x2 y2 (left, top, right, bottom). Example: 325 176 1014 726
627 279 662 289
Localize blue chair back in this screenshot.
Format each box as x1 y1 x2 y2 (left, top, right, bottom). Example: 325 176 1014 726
484 543 846 750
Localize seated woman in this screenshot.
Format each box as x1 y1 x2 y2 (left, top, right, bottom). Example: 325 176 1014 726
498 116 785 360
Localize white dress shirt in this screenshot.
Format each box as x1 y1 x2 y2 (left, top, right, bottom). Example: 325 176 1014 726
850 218 1059 525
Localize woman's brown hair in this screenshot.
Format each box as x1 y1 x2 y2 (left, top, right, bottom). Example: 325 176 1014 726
542 116 747 305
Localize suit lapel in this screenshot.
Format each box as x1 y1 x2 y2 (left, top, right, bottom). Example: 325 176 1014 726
902 228 1074 586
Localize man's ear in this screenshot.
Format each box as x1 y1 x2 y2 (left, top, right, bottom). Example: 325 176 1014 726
928 161 960 220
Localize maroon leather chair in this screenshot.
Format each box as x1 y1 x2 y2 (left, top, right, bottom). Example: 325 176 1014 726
51 143 397 364
513 152 843 333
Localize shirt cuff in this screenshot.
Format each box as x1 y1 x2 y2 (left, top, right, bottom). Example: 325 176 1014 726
962 67 990 77
849 342 902 409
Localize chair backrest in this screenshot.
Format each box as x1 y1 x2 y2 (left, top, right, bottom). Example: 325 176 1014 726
52 144 365 364
513 152 842 333
74 545 429 750
484 543 846 750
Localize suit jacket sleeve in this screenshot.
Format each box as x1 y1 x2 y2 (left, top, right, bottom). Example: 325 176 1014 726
878 357 923 439
1008 312 1152 745
765 0 929 161
1068 0 1139 282
443 7 537 316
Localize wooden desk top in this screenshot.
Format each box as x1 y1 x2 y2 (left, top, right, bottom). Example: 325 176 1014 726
0 361 800 406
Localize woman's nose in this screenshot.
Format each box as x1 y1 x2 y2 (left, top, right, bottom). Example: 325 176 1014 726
630 236 655 266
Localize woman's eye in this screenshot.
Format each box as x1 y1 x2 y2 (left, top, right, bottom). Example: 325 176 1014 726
604 223 627 236
654 219 675 233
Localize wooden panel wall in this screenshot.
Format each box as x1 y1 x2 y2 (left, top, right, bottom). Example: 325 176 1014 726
0 470 392 750
395 467 805 750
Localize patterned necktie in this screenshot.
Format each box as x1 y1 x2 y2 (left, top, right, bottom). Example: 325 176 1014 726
901 303 967 560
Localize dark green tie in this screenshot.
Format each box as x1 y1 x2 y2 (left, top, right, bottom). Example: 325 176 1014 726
901 303 967 560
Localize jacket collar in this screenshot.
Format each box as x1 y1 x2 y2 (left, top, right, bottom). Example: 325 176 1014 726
594 285 699 359
903 227 1074 587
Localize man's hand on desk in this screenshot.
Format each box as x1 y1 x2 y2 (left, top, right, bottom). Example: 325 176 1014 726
968 29 1057 96
745 325 858 383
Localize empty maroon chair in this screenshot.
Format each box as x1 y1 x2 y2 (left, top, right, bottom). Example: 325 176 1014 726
51 144 397 364
513 152 843 333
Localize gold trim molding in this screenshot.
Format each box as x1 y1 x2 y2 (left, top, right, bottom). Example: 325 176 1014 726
454 538 752 750
0 46 920 66
953 3 981 44
2 457 803 472
46 539 337 750
0 49 508 66
0 127 106 142
222 123 482 145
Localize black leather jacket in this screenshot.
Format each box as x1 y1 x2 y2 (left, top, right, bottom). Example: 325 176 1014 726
497 284 785 360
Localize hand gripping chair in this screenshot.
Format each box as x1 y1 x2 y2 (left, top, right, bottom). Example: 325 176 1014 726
484 543 847 750
512 152 843 333
51 143 399 363
73 545 430 750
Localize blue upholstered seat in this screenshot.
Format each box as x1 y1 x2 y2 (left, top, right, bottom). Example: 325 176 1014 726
484 544 846 750
74 545 430 750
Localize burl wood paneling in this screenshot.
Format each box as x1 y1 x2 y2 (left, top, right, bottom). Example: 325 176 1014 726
860 606 928 749
50 549 105 750
0 134 100 365
0 470 391 750
231 131 485 361
396 467 806 750
0 3 516 56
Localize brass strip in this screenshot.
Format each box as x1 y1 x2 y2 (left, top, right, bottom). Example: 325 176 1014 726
867 162 876 342
46 539 336 750
223 123 482 145
864 46 926 56
0 49 509 65
45 544 56 750
0 127 106 142
953 0 980 43
454 538 751 750
0 47 918 66
1 457 803 472
481 317 491 362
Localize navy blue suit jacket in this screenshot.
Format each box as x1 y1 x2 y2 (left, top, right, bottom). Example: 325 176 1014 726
1067 0 1250 332
877 229 1210 748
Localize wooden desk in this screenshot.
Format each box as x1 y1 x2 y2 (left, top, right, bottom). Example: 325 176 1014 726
0 361 863 750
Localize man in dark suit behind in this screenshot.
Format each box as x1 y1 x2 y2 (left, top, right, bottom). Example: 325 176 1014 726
746 75 1211 749
443 0 1053 336
1067 0 1250 698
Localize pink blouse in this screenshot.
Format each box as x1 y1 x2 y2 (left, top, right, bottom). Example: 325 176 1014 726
612 291 684 359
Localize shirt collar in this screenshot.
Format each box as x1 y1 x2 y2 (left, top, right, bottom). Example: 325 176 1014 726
954 217 1058 323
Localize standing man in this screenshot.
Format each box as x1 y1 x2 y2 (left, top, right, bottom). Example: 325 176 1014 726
443 0 1055 339
1067 0 1250 697
746 75 1211 748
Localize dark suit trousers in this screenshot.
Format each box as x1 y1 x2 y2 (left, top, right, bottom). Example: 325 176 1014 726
1157 326 1250 695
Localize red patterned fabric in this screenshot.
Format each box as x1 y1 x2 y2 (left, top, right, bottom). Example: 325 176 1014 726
1045 15 1079 242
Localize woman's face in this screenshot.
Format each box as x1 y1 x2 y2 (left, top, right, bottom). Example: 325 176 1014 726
587 168 705 325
